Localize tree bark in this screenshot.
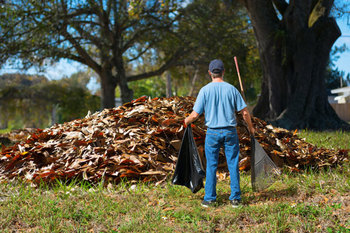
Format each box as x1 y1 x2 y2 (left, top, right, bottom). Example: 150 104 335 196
116 58 134 104
118 76 134 104
51 104 57 125
188 67 199 97
241 0 350 130
166 72 172 98
100 69 117 109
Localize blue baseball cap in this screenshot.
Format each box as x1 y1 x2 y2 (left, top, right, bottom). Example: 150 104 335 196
209 59 224 74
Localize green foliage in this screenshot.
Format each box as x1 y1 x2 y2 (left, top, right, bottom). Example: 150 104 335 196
325 67 350 90
129 76 167 99
0 0 186 106
1 0 263 105
325 45 350 90
162 0 262 101
0 73 100 129
169 66 205 97
50 83 101 123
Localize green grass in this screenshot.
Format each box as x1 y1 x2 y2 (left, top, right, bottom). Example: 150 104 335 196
298 130 350 149
0 128 12 134
0 130 349 232
0 165 349 232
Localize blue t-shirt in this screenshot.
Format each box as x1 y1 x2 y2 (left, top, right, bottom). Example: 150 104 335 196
193 82 247 128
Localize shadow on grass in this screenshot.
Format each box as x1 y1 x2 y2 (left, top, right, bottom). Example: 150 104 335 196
243 186 299 204
211 186 298 207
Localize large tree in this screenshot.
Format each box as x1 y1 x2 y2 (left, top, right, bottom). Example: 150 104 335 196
0 73 100 128
237 0 350 130
0 0 184 108
164 0 261 100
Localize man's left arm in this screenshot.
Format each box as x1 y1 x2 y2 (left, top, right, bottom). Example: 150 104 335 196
184 111 200 127
240 107 255 135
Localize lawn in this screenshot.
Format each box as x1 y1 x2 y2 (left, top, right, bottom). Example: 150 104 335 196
0 130 349 232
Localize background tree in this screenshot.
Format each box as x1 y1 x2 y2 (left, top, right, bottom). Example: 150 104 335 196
116 0 261 102
163 0 261 101
235 0 350 130
0 74 51 128
325 45 350 90
325 68 349 90
0 73 100 129
0 0 185 108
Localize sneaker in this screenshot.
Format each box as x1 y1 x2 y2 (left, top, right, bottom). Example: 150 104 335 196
201 200 216 208
230 199 241 208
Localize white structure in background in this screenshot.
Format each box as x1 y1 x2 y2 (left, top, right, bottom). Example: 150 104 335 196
331 86 350 104
115 98 122 107
329 86 350 122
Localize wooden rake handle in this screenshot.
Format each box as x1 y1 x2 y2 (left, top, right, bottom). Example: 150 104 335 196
234 56 246 102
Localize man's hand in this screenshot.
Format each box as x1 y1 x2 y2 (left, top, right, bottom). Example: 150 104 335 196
248 125 255 136
184 111 200 127
184 118 190 127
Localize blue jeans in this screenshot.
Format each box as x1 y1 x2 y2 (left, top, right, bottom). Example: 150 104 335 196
204 127 241 201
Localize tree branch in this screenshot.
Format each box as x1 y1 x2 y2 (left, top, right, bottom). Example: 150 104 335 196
122 18 176 53
61 53 90 67
61 27 101 73
70 20 100 27
126 43 155 63
65 9 94 19
242 0 280 50
106 0 113 18
121 27 152 52
272 0 288 16
70 22 103 49
127 48 184 82
58 0 101 73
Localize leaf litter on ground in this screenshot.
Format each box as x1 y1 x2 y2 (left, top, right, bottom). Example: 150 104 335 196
0 96 348 185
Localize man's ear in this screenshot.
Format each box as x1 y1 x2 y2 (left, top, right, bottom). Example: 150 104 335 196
208 70 212 80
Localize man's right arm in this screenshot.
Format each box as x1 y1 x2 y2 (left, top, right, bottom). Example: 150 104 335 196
184 111 200 127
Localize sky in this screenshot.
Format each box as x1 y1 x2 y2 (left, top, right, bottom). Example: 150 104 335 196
333 16 350 79
0 13 349 89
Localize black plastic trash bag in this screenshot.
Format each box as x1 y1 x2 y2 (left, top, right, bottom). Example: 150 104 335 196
250 135 281 191
172 125 205 193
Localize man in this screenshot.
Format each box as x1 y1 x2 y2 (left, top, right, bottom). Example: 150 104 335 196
184 59 255 208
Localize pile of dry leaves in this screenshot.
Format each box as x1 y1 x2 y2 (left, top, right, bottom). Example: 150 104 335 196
0 96 348 185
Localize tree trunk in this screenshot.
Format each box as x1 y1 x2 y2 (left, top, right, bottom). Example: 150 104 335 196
242 0 350 130
188 67 199 97
51 104 57 126
100 69 117 109
0 119 8 130
166 72 172 98
118 75 134 104
99 59 133 108
116 59 134 104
